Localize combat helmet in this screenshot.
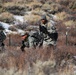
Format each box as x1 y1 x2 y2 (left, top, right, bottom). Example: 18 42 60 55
41 15 47 20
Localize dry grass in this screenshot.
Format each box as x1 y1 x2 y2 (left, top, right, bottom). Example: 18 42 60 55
0 12 14 23
0 17 75 75
24 14 41 24
42 3 51 10
25 1 42 8
0 31 75 75
3 2 26 15
0 45 76 75
4 34 21 46
56 11 69 21
31 9 46 15
3 2 25 8
64 20 75 26
0 0 76 75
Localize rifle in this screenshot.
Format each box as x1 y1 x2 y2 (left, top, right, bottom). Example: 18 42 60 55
39 25 58 41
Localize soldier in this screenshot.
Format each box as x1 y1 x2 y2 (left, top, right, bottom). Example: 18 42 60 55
39 15 58 49
29 29 43 48
20 32 29 52
20 30 42 51
0 23 6 51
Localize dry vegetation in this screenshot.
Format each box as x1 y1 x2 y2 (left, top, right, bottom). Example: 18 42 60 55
24 14 41 24
0 21 75 75
0 0 76 75
0 12 15 23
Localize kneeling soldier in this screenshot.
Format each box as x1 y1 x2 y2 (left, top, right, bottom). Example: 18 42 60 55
20 32 29 52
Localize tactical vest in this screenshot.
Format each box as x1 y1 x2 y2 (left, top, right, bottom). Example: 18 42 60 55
39 21 58 41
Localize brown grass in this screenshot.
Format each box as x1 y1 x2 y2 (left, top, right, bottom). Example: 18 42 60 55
24 14 41 24
1 30 76 75
0 12 14 23
0 44 76 75
0 0 76 75
55 11 69 21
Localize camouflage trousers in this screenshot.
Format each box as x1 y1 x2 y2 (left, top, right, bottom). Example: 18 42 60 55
21 36 41 51
28 36 38 48
43 38 57 49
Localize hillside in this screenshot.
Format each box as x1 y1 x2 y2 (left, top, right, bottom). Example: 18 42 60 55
0 0 76 75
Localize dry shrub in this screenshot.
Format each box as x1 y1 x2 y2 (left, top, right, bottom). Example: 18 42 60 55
50 3 61 12
59 66 74 75
68 28 76 46
42 2 63 14
0 4 5 13
42 3 51 10
3 2 26 15
54 45 76 71
56 21 66 33
25 1 42 9
56 20 76 46
0 45 76 75
64 20 75 27
33 59 56 75
3 2 25 8
0 12 14 23
56 12 69 21
69 28 76 37
31 9 46 15
15 22 27 30
4 34 21 46
68 37 76 46
24 14 41 24
59 0 69 6
8 26 17 31
69 0 76 10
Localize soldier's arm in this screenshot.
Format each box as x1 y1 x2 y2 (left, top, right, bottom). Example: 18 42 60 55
39 25 48 34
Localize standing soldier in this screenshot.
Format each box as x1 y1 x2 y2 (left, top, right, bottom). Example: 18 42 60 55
0 23 6 51
39 15 58 49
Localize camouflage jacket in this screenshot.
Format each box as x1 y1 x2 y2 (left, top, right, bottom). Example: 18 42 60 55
0 30 6 42
39 21 58 41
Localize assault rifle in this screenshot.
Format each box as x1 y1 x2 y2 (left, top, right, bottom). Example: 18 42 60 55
39 25 58 41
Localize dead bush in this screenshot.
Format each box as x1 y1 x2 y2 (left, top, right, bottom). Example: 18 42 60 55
4 34 21 46
56 11 69 21
24 14 41 24
15 22 27 30
3 2 26 15
0 12 15 23
8 26 17 31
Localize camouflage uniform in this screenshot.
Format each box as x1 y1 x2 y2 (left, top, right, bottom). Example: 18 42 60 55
20 32 29 51
0 23 6 50
28 30 42 48
20 30 42 51
39 15 58 47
